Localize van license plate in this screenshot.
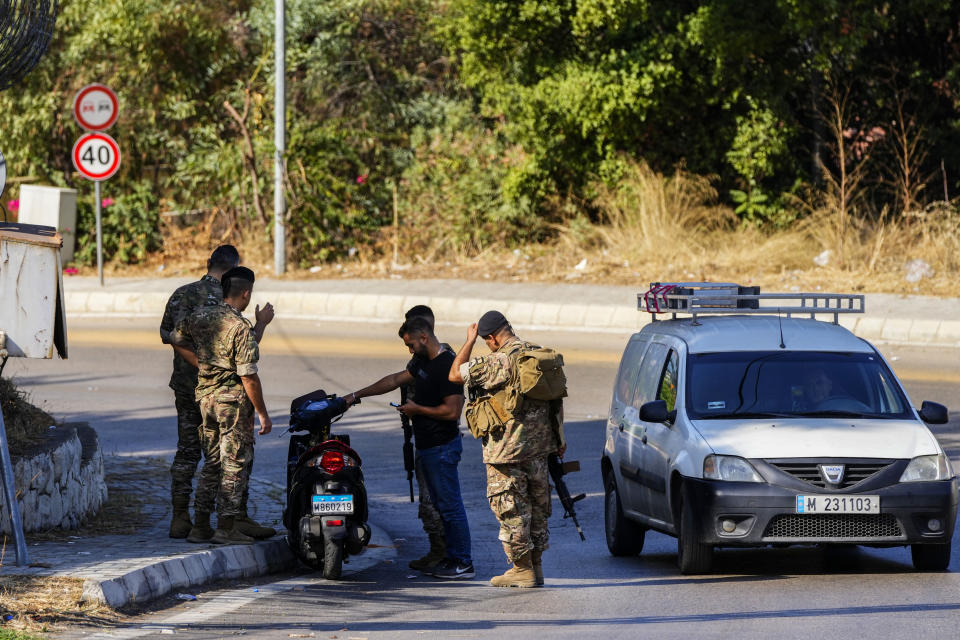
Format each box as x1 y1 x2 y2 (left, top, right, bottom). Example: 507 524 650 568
795 495 879 514
313 494 354 514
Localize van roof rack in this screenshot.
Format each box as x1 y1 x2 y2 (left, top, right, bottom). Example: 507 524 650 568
639 282 864 324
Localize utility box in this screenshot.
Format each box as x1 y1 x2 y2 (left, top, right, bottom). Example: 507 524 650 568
0 222 68 359
17 185 78 264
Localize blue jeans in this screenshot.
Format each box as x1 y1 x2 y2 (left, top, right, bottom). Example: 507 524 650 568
416 435 472 564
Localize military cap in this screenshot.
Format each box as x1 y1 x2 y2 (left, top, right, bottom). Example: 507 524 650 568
477 310 508 337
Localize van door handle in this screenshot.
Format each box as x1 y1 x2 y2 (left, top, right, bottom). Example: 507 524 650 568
618 423 625 432
641 434 648 444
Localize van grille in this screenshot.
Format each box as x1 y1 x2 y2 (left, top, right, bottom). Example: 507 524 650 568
764 514 903 539
769 462 891 489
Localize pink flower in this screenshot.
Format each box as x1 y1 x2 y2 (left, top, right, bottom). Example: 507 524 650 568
102 198 115 207
356 174 368 185
6 199 18 212
63 267 79 275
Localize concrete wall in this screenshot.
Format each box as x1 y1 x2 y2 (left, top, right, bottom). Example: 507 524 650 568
0 424 108 533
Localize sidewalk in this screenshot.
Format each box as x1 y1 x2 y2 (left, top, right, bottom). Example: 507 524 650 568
9 455 396 609
62 276 960 346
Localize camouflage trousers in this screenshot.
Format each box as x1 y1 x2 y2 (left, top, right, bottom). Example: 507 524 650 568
171 391 203 502
195 390 255 519
415 454 444 538
486 457 551 564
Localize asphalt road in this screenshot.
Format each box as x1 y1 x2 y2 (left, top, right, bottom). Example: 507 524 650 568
7 317 960 640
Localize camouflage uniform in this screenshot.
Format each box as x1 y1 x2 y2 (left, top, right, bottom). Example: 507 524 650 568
404 344 454 541
173 302 260 519
462 337 564 563
160 275 223 504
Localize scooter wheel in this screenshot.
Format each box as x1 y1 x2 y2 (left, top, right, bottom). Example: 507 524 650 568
322 538 344 580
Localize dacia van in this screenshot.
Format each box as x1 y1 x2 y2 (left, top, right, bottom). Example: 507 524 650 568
602 283 957 573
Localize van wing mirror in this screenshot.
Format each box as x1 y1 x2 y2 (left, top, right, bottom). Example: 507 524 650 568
640 400 676 425
918 401 949 425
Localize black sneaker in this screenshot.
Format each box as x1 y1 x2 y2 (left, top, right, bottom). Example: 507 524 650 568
430 558 475 579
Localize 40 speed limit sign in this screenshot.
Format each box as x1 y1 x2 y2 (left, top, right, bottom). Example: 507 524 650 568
72 132 121 181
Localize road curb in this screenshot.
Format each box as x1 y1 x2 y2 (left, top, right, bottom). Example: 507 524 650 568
78 521 397 609
79 537 296 609
64 289 960 346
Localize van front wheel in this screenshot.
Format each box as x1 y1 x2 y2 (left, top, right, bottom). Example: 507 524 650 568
677 491 712 574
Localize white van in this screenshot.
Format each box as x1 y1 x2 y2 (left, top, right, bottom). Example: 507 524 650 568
603 283 957 573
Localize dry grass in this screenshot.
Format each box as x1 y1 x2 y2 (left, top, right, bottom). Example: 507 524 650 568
66 163 960 297
0 575 116 632
0 379 56 458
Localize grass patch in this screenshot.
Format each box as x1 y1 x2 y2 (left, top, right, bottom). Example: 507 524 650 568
0 379 56 458
0 575 116 633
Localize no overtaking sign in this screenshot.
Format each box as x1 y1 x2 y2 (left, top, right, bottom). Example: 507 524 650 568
73 83 119 131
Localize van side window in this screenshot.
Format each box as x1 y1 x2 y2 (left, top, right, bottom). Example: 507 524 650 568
633 342 668 410
615 340 647 405
659 349 679 412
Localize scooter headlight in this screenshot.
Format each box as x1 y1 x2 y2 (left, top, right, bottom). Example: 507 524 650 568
307 451 358 474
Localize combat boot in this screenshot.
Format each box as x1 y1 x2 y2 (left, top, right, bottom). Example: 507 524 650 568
169 496 193 539
531 549 544 586
490 553 538 588
409 532 447 571
211 517 255 545
186 512 214 543
235 513 277 539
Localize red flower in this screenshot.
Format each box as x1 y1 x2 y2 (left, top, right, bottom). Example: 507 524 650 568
102 198 115 207
6 199 18 212
356 174 368 185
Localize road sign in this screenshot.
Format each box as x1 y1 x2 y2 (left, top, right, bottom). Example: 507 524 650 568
72 133 121 182
73 83 119 131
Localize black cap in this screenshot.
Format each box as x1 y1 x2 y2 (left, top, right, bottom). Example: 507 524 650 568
477 310 508 337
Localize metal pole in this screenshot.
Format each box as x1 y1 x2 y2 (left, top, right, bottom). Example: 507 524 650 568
95 180 103 286
0 403 30 566
273 0 286 275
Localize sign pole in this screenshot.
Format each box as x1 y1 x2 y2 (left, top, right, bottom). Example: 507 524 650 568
273 0 286 275
95 180 103 286
0 406 29 566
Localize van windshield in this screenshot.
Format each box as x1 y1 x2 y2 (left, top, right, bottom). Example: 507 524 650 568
686 351 912 420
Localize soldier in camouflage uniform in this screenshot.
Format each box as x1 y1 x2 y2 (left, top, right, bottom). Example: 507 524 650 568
450 310 565 588
171 266 274 545
160 245 240 538
402 306 448 572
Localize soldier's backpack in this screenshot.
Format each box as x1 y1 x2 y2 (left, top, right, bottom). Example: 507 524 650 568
516 346 567 401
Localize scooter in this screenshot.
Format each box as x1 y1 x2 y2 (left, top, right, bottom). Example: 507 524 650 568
283 389 371 579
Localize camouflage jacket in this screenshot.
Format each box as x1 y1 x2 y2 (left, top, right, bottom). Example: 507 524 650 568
463 337 563 464
160 275 223 394
172 302 259 401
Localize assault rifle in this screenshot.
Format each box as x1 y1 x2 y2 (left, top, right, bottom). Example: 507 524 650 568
548 453 586 541
400 387 415 502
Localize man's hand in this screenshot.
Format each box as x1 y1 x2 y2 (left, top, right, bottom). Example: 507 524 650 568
466 322 479 342
396 401 421 417
258 413 273 435
255 302 275 327
557 444 567 458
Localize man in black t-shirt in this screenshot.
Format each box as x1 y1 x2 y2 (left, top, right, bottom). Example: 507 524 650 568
345 316 474 579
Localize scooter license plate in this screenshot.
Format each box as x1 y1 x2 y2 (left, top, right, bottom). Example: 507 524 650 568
312 494 354 515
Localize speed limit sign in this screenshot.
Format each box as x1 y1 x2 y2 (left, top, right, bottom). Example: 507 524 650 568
72 132 121 181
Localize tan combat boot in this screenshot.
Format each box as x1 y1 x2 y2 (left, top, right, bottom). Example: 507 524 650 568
210 517 255 545
409 532 447 571
490 553 538 588
531 549 544 586
169 496 193 539
186 511 214 543
235 512 277 539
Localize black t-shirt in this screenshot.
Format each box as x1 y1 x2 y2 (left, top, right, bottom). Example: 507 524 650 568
405 349 463 449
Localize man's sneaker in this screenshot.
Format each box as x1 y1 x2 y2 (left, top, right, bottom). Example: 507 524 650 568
431 558 475 579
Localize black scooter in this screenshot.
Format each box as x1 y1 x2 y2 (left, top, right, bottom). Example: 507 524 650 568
283 390 371 579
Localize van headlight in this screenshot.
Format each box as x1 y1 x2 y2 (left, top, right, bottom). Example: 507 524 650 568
899 454 954 482
703 455 764 482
